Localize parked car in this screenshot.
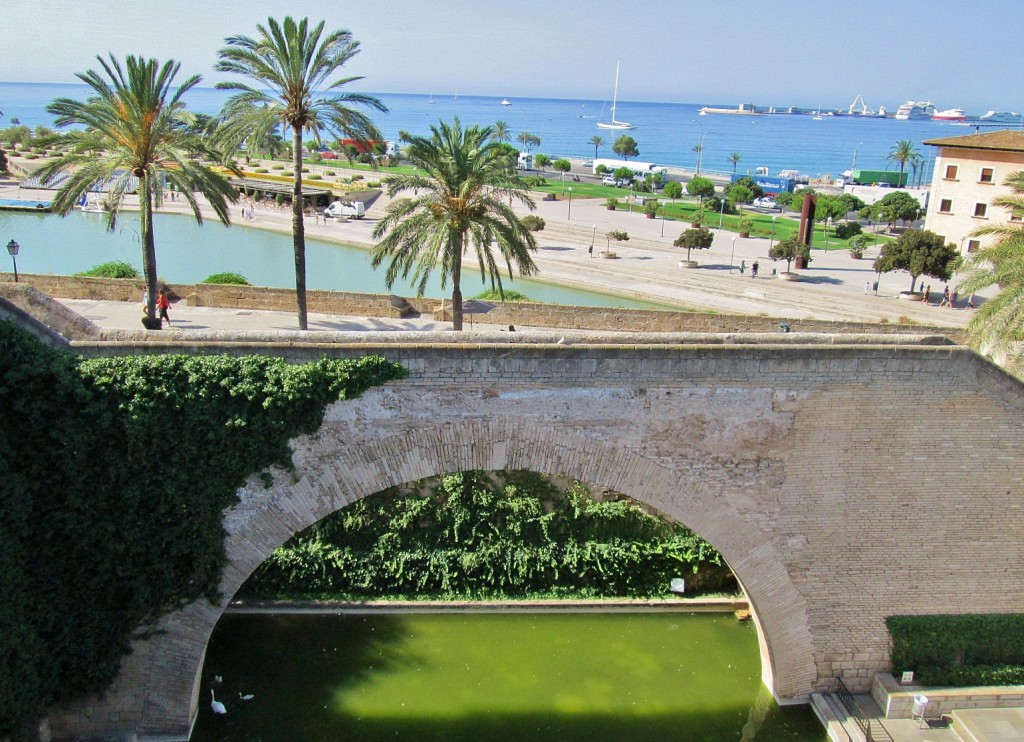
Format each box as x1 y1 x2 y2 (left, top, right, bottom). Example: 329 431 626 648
583 159 593 167
323 200 366 219
602 176 618 186
753 197 778 210
321 151 339 160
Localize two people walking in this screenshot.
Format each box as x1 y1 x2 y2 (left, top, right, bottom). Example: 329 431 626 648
142 288 172 326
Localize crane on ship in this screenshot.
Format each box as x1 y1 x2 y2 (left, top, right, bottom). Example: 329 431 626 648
848 95 873 116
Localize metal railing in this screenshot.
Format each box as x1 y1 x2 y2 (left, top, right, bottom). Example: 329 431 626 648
834 676 894 742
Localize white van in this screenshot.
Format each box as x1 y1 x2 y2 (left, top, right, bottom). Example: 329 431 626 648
323 200 366 219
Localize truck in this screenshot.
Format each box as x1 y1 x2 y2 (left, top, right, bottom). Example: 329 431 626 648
730 173 795 195
592 159 668 181
517 152 533 170
849 170 907 187
323 200 366 219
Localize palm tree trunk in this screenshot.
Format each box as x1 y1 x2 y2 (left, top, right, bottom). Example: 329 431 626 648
292 124 308 330
139 177 158 322
451 235 464 331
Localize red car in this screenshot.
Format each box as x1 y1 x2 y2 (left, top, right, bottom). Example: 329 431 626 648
320 151 339 160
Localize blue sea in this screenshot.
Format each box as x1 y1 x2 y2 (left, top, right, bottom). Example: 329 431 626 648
0 81 1011 184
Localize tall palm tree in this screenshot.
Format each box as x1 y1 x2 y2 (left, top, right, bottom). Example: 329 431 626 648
215 16 387 330
589 135 604 159
957 170 1024 367
887 139 921 186
370 118 539 331
729 151 742 173
491 120 510 143
38 54 237 326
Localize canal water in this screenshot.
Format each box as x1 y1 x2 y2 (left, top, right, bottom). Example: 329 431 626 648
191 612 824 741
0 210 676 310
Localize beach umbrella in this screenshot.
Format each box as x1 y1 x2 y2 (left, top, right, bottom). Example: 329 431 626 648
460 299 495 328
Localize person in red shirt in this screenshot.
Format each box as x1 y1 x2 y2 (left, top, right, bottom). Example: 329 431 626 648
156 289 171 327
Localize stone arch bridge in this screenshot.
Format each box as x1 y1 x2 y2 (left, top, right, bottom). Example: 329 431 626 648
46 332 1024 740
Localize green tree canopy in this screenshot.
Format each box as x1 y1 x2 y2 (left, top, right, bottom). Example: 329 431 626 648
686 176 716 205
371 118 539 331
887 139 921 185
814 195 848 223
663 180 683 200
588 135 604 159
517 131 541 151
612 134 639 159
491 120 510 142
533 153 551 171
674 227 714 261
873 229 960 292
38 54 237 327
552 158 571 173
728 184 753 205
215 15 387 330
957 171 1024 366
769 237 812 272
864 191 922 230
727 176 764 201
729 151 741 173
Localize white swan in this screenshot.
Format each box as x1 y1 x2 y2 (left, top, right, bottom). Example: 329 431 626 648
239 692 254 701
210 689 227 715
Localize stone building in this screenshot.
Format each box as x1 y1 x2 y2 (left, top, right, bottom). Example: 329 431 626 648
923 129 1024 254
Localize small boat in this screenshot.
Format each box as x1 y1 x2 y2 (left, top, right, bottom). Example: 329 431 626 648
597 61 634 130
932 108 967 121
77 194 109 213
500 98 511 106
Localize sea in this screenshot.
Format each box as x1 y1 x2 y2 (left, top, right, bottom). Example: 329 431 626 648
1 81 1014 184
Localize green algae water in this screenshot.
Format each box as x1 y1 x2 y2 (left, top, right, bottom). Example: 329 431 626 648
191 612 824 741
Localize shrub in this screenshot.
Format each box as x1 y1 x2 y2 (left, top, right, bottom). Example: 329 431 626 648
75 261 140 279
605 197 618 210
523 175 547 187
201 272 250 286
367 181 380 188
308 174 322 180
350 174 364 182
281 171 293 177
253 168 268 174
325 170 336 176
521 215 546 232
474 288 532 302
271 164 284 170
834 221 863 240
737 218 754 235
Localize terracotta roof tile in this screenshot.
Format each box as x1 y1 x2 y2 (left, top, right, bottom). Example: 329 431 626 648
923 130 1024 152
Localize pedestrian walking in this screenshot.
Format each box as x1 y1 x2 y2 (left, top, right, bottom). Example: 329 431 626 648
141 288 149 315
967 293 976 310
865 280 871 294
751 261 759 278
156 288 171 327
939 286 950 307
740 260 746 274
950 290 958 308
921 285 931 304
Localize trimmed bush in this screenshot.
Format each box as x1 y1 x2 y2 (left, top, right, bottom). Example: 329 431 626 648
521 215 545 232
75 261 140 279
834 221 863 240
201 272 250 286
474 288 532 302
253 168 268 174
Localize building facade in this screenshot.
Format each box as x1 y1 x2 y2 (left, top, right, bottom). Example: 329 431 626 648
923 130 1024 254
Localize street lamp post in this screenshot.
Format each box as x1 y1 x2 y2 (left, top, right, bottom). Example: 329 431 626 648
824 217 832 251
718 191 726 230
729 236 737 273
590 223 596 258
660 201 666 237
567 187 573 221
6 239 19 283
769 216 778 251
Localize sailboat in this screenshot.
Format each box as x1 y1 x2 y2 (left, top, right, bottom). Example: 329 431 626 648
597 62 634 130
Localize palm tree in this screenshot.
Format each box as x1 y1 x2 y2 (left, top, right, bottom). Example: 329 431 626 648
370 118 539 331
215 16 387 330
491 120 510 143
38 54 237 326
729 151 741 173
589 135 604 159
957 170 1024 367
887 139 921 187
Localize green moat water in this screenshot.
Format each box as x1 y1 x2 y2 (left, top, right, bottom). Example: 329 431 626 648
191 612 824 741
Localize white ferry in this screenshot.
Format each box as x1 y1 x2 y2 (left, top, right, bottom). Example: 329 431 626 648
979 110 1023 125
894 100 937 120
932 108 967 121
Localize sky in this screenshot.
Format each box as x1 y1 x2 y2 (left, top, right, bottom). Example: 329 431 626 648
3 0 1022 113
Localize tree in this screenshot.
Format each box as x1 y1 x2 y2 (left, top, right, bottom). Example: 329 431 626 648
492 120 510 143
865 191 922 230
873 229 960 292
729 151 741 173
726 176 765 201
663 180 683 201
728 185 753 206
838 193 866 213
612 134 639 159
613 166 633 185
814 195 848 224
686 175 715 207
769 237 812 272
38 54 237 327
589 135 604 159
674 227 714 262
887 139 921 186
692 143 703 174
216 16 387 330
370 118 539 331
517 131 540 151
534 153 551 171
957 171 1024 365
552 158 572 194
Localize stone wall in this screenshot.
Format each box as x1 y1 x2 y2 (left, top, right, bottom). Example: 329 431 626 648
43 338 1024 740
872 672 1024 719
1 273 963 339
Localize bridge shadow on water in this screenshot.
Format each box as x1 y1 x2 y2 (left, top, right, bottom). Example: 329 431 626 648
191 613 824 741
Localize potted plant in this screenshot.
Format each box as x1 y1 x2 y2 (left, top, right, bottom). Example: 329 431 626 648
606 197 617 211
737 218 754 238
691 209 706 227
644 200 659 219
673 227 713 267
603 230 628 258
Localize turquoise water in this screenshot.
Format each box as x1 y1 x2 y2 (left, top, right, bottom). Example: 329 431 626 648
191 613 824 741
0 210 674 310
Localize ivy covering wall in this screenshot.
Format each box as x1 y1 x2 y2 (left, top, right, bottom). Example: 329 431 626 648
242 471 733 600
0 321 405 737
